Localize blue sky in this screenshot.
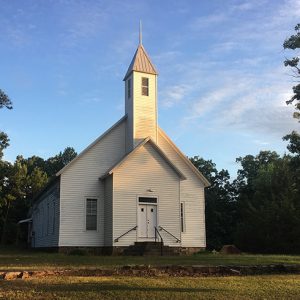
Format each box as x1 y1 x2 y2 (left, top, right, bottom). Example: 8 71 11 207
0 0 299 177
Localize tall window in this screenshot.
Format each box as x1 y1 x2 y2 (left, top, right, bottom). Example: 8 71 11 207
180 202 185 232
52 200 55 234
47 203 50 236
141 77 149 96
127 78 131 98
86 198 97 230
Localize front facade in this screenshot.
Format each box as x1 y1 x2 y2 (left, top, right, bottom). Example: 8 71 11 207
31 37 210 254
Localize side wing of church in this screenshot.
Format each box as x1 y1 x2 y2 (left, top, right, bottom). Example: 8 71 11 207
30 37 210 254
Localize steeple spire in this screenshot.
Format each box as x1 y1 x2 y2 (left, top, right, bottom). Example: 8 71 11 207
123 24 158 81
139 20 142 45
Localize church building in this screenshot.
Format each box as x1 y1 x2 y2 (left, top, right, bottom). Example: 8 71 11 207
30 32 210 254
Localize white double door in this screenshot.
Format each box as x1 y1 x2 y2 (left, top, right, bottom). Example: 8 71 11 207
138 204 157 238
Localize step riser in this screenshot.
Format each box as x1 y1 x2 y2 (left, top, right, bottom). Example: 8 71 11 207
122 242 179 256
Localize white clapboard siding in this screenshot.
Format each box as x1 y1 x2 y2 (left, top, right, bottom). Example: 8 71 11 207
59 120 126 247
133 72 157 146
113 142 181 247
157 129 206 248
125 72 157 151
32 181 60 248
125 74 134 152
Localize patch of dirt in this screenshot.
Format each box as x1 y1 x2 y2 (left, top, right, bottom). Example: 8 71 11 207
1 264 300 280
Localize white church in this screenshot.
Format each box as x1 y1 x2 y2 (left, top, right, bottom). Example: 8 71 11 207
30 32 210 255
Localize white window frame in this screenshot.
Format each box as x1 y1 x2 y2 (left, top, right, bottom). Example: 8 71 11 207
141 77 149 96
85 197 98 231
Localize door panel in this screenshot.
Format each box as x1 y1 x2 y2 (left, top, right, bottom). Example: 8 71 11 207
147 205 157 238
138 205 147 237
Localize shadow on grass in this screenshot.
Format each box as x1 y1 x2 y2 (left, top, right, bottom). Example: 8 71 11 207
1 280 219 294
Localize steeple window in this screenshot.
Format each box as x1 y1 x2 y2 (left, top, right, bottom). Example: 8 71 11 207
127 78 132 98
142 77 149 96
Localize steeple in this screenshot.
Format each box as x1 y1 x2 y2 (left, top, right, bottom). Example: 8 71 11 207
123 44 158 81
124 25 158 153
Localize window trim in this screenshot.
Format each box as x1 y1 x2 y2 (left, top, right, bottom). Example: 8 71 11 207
85 197 98 231
180 202 186 233
141 77 149 96
127 78 131 98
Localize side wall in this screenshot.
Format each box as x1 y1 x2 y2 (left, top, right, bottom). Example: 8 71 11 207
59 121 126 247
31 180 60 248
158 129 206 248
113 142 181 247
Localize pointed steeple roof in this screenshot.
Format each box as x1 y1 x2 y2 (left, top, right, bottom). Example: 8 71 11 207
123 44 158 81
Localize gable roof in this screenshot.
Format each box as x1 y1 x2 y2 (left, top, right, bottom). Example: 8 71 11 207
158 128 210 187
56 115 127 176
100 137 186 181
123 44 158 81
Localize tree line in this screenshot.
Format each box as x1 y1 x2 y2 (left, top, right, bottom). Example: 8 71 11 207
0 24 300 253
191 133 300 253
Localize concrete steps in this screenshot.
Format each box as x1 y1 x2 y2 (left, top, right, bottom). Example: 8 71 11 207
123 241 179 256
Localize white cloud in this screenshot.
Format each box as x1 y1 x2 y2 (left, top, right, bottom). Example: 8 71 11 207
161 84 192 108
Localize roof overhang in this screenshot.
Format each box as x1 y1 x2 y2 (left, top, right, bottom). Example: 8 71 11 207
99 137 186 181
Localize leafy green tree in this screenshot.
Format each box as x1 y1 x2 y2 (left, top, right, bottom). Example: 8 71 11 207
283 131 300 155
234 151 300 253
283 24 300 119
0 157 48 244
0 89 12 110
0 131 9 159
0 89 12 159
45 147 77 176
190 156 236 250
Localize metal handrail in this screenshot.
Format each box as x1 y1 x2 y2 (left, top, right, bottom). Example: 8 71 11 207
159 226 181 243
114 225 137 242
155 226 163 256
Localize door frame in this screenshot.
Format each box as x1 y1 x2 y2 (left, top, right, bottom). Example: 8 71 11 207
136 195 159 241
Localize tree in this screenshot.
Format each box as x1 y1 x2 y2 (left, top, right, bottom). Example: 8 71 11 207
283 24 300 119
45 147 77 176
0 157 48 244
0 131 9 159
283 131 300 155
0 89 12 110
190 156 236 250
234 151 300 253
0 89 12 159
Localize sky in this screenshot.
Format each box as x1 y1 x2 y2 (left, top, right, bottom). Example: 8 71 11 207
0 0 299 177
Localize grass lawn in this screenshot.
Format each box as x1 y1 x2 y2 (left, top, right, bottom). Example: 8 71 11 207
0 248 300 271
1 248 300 299
1 247 300 271
1 275 300 299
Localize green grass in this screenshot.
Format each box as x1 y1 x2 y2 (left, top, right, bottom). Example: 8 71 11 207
1 247 300 271
1 275 300 299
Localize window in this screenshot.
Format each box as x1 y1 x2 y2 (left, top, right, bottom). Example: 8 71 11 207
52 200 55 234
180 203 185 232
86 198 97 230
141 77 149 96
139 197 157 203
127 78 131 98
47 203 50 236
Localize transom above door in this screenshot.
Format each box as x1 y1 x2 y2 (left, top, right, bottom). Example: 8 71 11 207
138 197 157 238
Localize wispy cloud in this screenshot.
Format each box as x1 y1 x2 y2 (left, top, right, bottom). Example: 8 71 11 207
157 0 300 141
